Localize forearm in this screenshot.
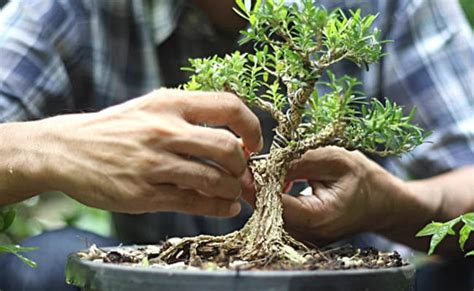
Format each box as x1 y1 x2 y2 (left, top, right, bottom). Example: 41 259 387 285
376 166 474 255
0 121 53 205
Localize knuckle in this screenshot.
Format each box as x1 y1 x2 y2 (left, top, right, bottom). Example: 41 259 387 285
147 119 184 144
218 132 241 158
136 154 163 180
140 155 158 170
223 96 243 116
200 167 221 190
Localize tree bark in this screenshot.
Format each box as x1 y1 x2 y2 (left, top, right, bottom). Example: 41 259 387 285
239 157 287 258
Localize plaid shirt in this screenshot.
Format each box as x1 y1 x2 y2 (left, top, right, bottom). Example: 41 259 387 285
0 0 473 242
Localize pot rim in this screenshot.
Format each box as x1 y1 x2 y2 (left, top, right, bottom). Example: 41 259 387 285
67 251 414 277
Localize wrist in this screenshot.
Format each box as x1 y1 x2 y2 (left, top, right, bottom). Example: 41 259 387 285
0 120 57 204
361 162 434 235
371 171 441 238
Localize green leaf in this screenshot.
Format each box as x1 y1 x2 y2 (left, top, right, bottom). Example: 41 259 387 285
244 0 252 12
232 7 249 20
13 252 38 268
459 224 472 251
416 222 443 237
466 250 474 257
417 218 461 255
249 14 257 26
0 245 39 268
253 0 262 12
0 245 39 253
235 0 246 13
462 212 474 228
427 224 451 255
1 209 16 231
0 215 3 231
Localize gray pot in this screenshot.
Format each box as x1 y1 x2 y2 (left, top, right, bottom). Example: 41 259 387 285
66 251 415 291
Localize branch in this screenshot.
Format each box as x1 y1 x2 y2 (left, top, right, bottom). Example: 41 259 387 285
255 98 286 124
280 124 338 163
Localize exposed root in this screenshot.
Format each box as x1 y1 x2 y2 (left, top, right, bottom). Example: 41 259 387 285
158 227 310 269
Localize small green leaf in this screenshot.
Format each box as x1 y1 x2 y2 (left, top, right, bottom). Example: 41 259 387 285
235 0 246 12
462 212 474 228
13 252 38 268
244 0 252 12
427 224 451 255
253 0 262 12
0 245 39 268
249 14 257 26
2 209 16 231
0 245 39 253
466 250 474 257
417 218 462 256
0 215 4 231
459 224 472 251
416 222 443 237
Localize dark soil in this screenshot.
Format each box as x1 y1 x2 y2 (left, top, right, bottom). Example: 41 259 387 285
79 243 406 271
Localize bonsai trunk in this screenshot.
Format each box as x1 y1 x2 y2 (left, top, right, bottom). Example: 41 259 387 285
239 158 287 256
158 147 308 266
236 149 308 263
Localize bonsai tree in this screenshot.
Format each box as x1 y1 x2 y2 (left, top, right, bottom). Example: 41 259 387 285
156 0 426 269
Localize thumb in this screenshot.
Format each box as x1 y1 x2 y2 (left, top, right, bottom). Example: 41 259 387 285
286 147 352 182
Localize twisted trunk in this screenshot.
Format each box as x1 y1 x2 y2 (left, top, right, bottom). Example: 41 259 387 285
158 146 311 266
234 148 308 263
239 158 286 256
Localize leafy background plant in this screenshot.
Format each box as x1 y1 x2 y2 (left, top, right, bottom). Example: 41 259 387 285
460 0 474 28
0 193 111 267
0 207 38 267
417 213 474 256
415 0 473 257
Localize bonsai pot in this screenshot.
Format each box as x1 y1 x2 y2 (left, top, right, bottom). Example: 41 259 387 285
66 248 415 291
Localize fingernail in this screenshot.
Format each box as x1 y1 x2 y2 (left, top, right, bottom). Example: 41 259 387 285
229 202 241 216
241 168 253 183
243 147 251 159
257 137 264 152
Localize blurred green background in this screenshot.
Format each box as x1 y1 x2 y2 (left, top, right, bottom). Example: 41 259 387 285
461 0 474 28
0 0 473 247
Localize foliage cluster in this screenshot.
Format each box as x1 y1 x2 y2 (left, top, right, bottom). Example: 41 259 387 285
184 0 425 157
417 213 474 256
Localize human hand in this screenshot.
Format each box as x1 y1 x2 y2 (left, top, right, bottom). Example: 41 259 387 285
280 147 409 245
36 89 262 215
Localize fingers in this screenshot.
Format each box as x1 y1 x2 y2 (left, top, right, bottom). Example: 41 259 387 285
286 147 356 181
281 193 323 227
168 90 263 153
151 185 242 217
169 125 247 176
240 168 256 207
148 153 242 200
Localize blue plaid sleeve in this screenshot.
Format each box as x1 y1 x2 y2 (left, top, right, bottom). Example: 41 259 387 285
0 0 91 122
380 0 474 179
